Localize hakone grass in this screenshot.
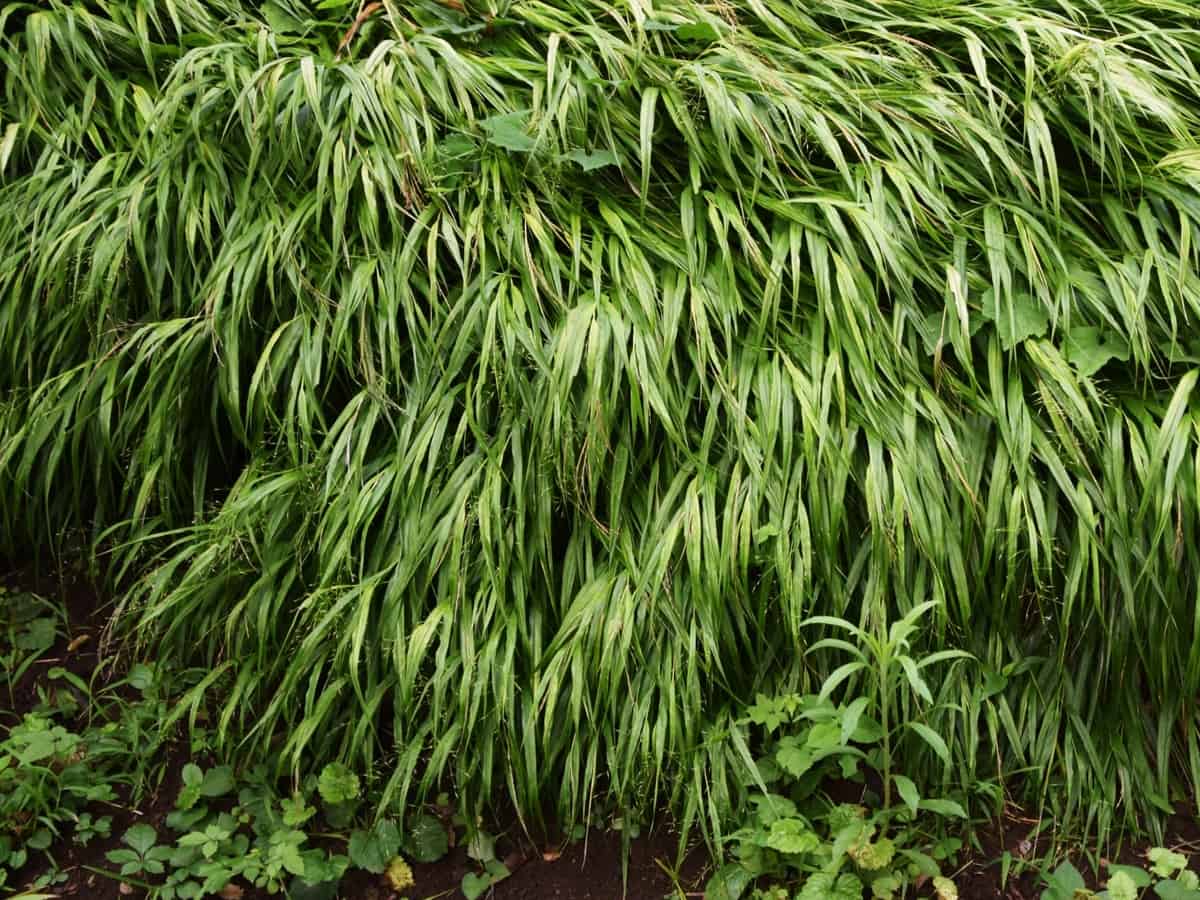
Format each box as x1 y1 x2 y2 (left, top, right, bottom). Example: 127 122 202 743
2 0 1200 847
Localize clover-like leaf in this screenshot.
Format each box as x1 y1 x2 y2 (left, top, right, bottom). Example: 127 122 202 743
123 824 159 856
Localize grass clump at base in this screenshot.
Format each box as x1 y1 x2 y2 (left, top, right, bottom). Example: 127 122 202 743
2 0 1200 846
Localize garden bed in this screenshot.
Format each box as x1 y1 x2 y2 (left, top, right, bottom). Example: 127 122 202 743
6 564 1200 900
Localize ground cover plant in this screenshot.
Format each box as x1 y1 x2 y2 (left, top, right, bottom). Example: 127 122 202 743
3 0 1200 873
0 579 465 898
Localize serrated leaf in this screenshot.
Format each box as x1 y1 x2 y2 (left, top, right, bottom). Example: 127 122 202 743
1064 326 1130 376
1105 871 1137 900
872 873 902 899
750 793 798 825
1109 865 1151 888
317 764 360 805
1047 861 1086 894
933 876 959 900
200 766 235 798
799 872 864 900
982 293 1050 349
805 721 843 752
852 837 896 870
1150 849 1189 878
467 830 495 863
348 831 385 874
406 814 449 863
123 825 159 856
765 818 820 855
776 739 814 777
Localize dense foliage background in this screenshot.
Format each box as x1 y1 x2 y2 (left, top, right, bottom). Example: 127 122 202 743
2 0 1200 845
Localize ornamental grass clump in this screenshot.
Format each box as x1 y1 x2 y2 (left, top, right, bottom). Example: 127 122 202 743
2 0 1200 842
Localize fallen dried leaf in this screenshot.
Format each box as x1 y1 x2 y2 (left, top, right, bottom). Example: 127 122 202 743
67 633 91 652
336 1 383 58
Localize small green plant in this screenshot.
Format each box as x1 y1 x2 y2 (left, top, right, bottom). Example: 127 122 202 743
89 761 453 899
707 602 971 899
106 824 175 877
316 762 360 829
73 812 113 846
0 713 124 891
1040 850 1200 900
0 589 60 712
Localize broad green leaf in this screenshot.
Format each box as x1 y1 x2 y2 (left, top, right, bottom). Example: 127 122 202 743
1151 849 1189 878
1064 326 1130 376
199 766 235 798
406 814 449 863
982 293 1050 350
317 764 360 805
919 798 967 818
123 825 158 856
480 111 536 153
765 818 820 855
704 863 752 900
1155 881 1200 900
564 149 619 171
1105 871 1137 900
462 872 493 900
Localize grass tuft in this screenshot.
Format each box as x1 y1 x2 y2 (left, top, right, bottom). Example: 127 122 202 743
2 0 1200 843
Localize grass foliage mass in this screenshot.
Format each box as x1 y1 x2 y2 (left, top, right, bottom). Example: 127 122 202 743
3 0 1200 844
